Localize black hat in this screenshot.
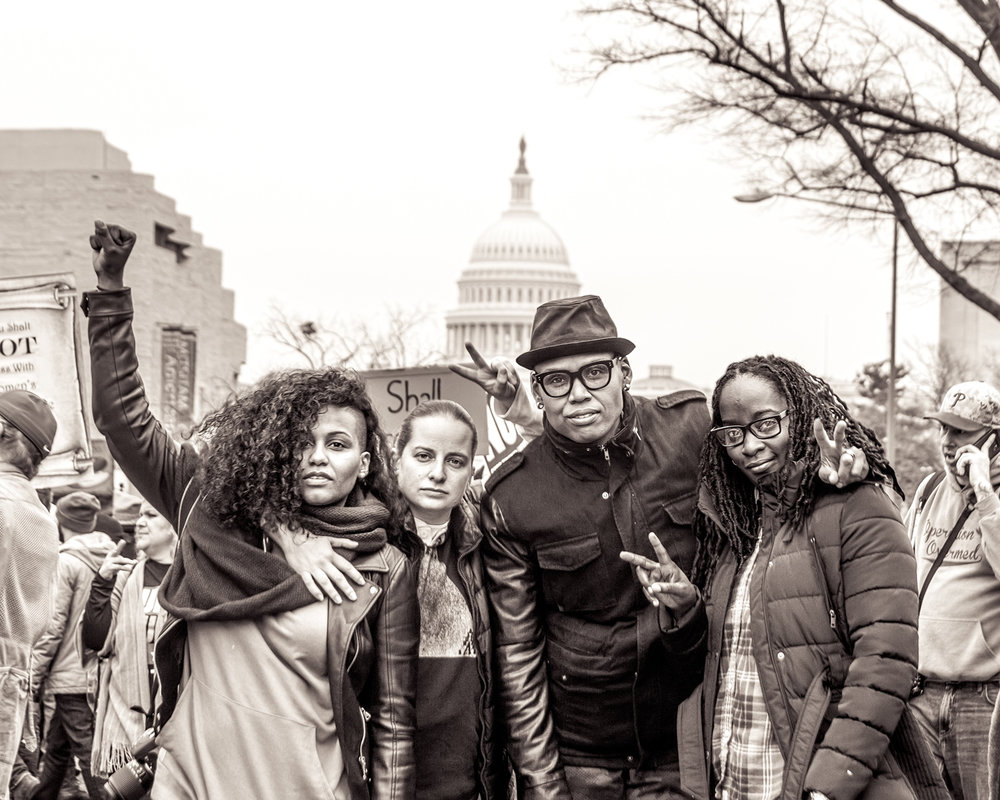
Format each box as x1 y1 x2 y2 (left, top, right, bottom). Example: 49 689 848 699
0 390 57 457
516 295 635 370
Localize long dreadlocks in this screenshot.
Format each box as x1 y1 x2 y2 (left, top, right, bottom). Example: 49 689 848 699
690 355 895 589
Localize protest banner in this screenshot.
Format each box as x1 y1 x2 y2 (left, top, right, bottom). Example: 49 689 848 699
361 364 529 477
0 272 95 487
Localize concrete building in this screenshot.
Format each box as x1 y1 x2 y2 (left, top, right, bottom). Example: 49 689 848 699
445 139 581 361
939 239 1000 375
0 129 246 444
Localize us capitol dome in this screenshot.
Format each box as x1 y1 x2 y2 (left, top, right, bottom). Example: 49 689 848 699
445 139 582 360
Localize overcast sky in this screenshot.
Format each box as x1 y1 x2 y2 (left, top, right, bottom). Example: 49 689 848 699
2 0 941 392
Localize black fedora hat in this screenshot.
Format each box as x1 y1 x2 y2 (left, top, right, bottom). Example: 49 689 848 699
516 295 635 370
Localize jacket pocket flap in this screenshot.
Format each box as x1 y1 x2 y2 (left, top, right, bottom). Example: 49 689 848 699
663 491 696 525
536 533 601 571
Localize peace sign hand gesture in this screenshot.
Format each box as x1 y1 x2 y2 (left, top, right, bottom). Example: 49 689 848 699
621 532 698 628
449 342 522 415
814 418 869 488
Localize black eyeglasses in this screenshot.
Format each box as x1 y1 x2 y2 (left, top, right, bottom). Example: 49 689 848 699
533 358 620 398
711 410 789 448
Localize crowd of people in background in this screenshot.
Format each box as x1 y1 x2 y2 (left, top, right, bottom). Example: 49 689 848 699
0 218 998 800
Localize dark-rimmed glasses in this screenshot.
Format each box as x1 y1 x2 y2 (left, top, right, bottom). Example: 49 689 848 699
533 358 620 398
711 410 789 448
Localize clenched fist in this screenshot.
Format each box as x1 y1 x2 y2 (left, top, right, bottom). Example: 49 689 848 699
89 220 136 291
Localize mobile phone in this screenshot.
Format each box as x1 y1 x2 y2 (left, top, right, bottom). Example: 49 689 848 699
972 428 1000 461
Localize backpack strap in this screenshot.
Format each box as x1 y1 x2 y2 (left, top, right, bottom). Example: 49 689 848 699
915 471 945 515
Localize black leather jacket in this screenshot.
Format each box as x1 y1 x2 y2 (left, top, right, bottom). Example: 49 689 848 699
481 392 710 799
83 287 418 800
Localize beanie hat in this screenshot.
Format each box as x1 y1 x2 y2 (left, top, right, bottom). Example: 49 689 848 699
56 491 101 533
0 390 57 457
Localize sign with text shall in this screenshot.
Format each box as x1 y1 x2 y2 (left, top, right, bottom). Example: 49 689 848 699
360 366 488 454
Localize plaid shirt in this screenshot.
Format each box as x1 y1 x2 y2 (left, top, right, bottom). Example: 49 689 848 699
711 538 784 800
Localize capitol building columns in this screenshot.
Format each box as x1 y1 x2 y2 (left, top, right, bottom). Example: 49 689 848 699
445 138 581 364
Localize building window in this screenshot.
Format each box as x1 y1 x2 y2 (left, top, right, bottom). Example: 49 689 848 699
154 223 190 263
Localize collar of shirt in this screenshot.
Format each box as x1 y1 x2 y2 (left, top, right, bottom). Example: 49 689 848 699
414 518 449 548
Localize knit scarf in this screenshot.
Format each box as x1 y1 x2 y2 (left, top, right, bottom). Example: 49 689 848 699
159 487 390 622
91 560 167 777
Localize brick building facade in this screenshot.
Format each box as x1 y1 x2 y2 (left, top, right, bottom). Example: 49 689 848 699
0 129 246 448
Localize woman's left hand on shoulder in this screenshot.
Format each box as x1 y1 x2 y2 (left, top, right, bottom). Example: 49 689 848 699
263 515 367 603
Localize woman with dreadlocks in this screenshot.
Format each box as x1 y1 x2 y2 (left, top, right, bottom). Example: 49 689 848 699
623 355 943 800
83 221 418 800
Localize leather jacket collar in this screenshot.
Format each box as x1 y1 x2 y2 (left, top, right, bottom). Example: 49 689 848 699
541 391 643 469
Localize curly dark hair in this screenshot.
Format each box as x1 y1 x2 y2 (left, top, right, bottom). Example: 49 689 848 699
690 354 895 589
193 366 405 548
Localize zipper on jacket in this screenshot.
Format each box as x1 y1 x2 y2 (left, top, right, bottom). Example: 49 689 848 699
759 519 796 729
358 705 372 780
807 535 839 635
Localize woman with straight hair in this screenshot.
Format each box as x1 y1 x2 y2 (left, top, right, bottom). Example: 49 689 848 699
393 400 509 800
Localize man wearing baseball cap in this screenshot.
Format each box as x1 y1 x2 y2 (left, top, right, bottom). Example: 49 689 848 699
0 390 60 800
459 295 868 799
906 380 1000 800
31 490 114 799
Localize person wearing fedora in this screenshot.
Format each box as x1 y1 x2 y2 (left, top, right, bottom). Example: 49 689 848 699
905 381 1000 800
468 296 869 800
0 390 60 800
31 491 114 800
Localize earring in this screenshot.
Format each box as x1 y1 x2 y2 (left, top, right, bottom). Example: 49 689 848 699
536 401 545 409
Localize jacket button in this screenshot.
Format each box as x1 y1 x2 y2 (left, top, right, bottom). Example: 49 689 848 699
776 651 785 661
369 586 377 595
602 491 610 500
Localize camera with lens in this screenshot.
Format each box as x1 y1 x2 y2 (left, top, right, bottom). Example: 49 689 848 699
103 728 158 800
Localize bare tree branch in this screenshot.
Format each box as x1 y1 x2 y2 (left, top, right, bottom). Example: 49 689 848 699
580 0 1000 320
263 303 443 371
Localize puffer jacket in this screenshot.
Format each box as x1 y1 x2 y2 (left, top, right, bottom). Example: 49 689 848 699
404 497 508 800
481 391 709 798
680 464 921 800
83 287 417 800
32 532 115 695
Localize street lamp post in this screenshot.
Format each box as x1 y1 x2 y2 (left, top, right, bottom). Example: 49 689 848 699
734 191 900 462
886 221 898 465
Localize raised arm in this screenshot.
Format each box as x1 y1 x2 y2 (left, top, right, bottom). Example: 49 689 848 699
83 221 200 526
450 342 544 440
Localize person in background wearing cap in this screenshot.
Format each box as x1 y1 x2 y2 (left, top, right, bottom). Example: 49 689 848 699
905 381 1000 800
30 492 114 800
0 390 60 800
458 295 868 800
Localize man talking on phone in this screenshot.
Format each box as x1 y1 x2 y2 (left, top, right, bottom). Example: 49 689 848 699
906 380 1000 800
